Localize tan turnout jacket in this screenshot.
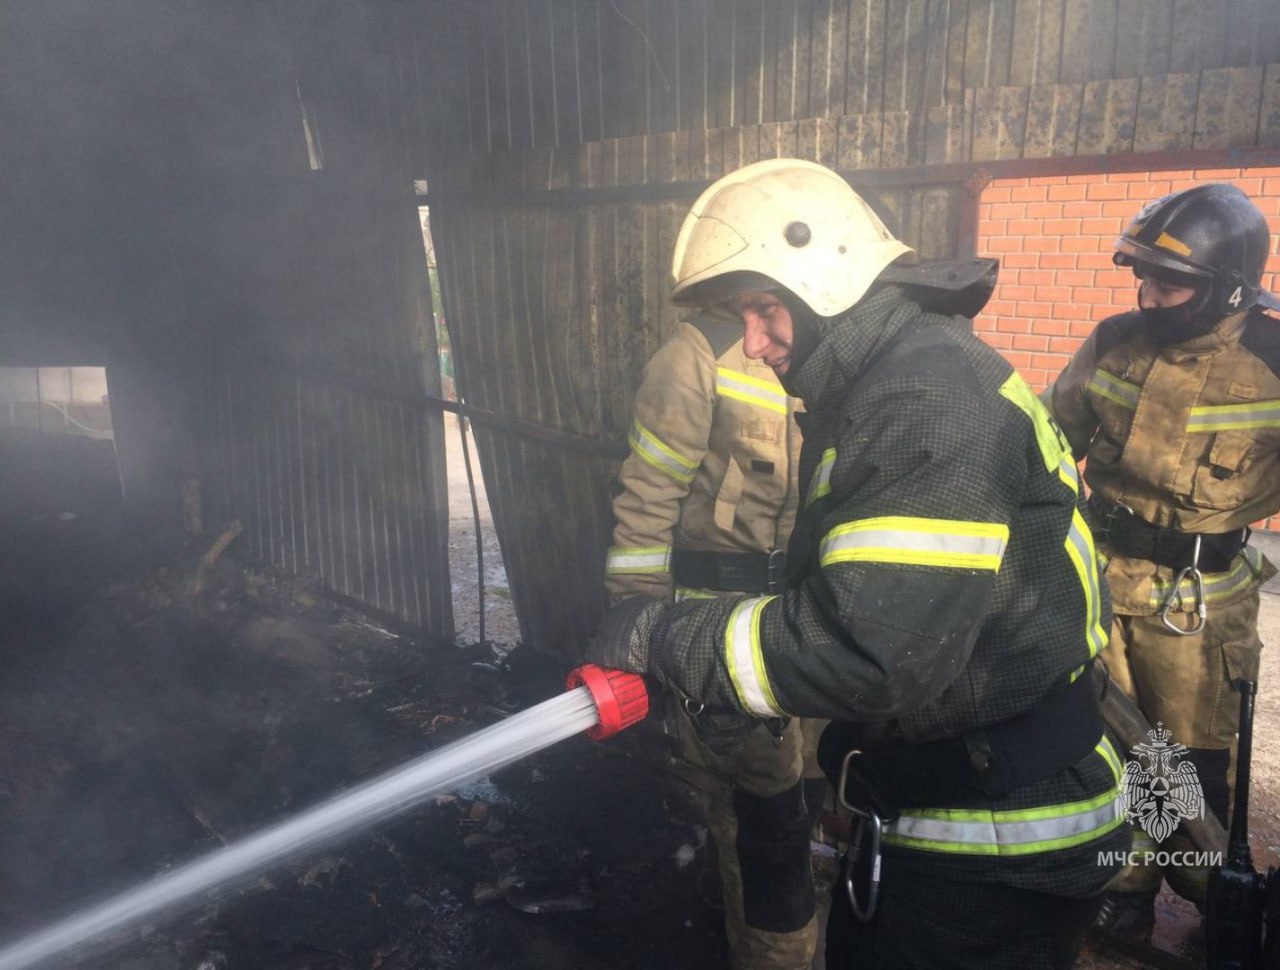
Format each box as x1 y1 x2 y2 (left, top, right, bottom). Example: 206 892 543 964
1047 308 1280 614
605 319 802 603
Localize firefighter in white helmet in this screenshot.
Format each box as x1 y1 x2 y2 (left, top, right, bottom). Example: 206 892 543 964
582 159 1127 968
604 313 826 969
1045 182 1280 941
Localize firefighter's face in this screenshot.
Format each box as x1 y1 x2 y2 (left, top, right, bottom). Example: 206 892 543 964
1136 270 1198 309
729 290 795 374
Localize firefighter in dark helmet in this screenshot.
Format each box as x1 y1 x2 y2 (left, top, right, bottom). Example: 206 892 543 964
581 158 1127 969
1045 182 1280 941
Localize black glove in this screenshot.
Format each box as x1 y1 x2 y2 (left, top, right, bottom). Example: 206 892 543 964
579 595 671 677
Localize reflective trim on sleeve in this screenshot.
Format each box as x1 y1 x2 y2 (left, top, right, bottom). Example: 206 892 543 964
724 594 785 717
1087 369 1140 410
628 420 698 484
605 544 672 575
1187 399 1280 433
806 447 836 507
819 516 1009 572
1148 545 1266 609
882 740 1125 857
715 367 788 415
675 586 720 602
1063 508 1109 672
998 372 1079 493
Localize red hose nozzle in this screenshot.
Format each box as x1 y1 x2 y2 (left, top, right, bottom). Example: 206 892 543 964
566 664 650 740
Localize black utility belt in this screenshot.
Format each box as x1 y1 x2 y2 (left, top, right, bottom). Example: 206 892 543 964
818 673 1102 816
670 548 786 594
1088 497 1248 573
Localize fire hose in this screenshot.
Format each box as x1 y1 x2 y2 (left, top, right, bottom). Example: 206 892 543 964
0 665 649 970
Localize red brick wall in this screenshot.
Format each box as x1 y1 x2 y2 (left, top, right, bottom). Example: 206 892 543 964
973 167 1280 530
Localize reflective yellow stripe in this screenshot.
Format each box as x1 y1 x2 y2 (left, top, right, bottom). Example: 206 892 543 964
628 420 698 484
1063 508 1108 670
724 595 785 717
883 740 1125 856
819 517 1009 572
1087 369 1140 410
1096 735 1124 783
998 373 1078 492
1148 546 1266 609
605 545 671 575
806 447 836 507
1188 399 1280 432
715 367 787 415
675 587 719 602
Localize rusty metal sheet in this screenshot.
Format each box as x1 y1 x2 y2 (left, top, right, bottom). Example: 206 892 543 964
1193 66 1265 149
942 0 968 104
828 0 852 116
807 0 835 119
837 113 883 170
799 117 839 166
924 104 966 164
971 85 1029 161
1075 76 1139 155
1023 83 1083 158
879 110 918 168
1133 72 1200 152
1260 62 1280 148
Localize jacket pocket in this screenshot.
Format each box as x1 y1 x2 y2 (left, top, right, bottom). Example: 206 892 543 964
1191 431 1252 510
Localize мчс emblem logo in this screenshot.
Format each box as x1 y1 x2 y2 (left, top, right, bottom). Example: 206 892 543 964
1121 722 1205 843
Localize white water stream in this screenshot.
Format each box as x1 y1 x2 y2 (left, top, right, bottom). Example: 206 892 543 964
0 686 601 970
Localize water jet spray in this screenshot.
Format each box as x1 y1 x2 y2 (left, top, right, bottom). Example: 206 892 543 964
0 665 649 970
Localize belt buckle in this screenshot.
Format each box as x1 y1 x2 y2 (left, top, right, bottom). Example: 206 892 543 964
765 549 786 593
1103 501 1134 538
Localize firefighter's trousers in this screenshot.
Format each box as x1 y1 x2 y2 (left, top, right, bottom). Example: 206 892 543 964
825 857 1102 969
675 707 828 970
1104 590 1264 902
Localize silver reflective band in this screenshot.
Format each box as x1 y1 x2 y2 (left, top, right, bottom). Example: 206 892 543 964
1088 369 1140 409
884 792 1124 856
724 595 784 717
605 545 671 575
628 420 698 483
1063 509 1107 660
1148 545 1265 609
820 517 1008 571
716 367 787 415
1188 399 1280 432
806 448 836 506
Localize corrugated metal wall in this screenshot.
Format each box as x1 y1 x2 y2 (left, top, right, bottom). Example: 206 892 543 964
194 7 455 641
368 0 1280 655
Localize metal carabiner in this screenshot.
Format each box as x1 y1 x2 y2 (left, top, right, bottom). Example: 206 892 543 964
837 748 884 923
841 810 883 923
1160 535 1207 636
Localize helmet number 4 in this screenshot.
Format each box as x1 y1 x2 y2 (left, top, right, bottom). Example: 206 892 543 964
1228 285 1244 308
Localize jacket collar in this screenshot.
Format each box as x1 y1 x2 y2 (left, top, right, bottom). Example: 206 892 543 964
787 285 947 409
1158 310 1249 362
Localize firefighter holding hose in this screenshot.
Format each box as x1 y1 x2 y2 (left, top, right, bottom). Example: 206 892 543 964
581 159 1127 968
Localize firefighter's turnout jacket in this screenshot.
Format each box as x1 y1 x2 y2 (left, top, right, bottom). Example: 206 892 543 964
648 287 1126 893
605 319 802 602
1048 308 1280 616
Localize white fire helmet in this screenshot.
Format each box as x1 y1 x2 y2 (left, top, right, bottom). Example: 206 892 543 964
670 158 916 317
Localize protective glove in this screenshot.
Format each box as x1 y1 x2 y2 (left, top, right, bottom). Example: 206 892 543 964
579 595 671 677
